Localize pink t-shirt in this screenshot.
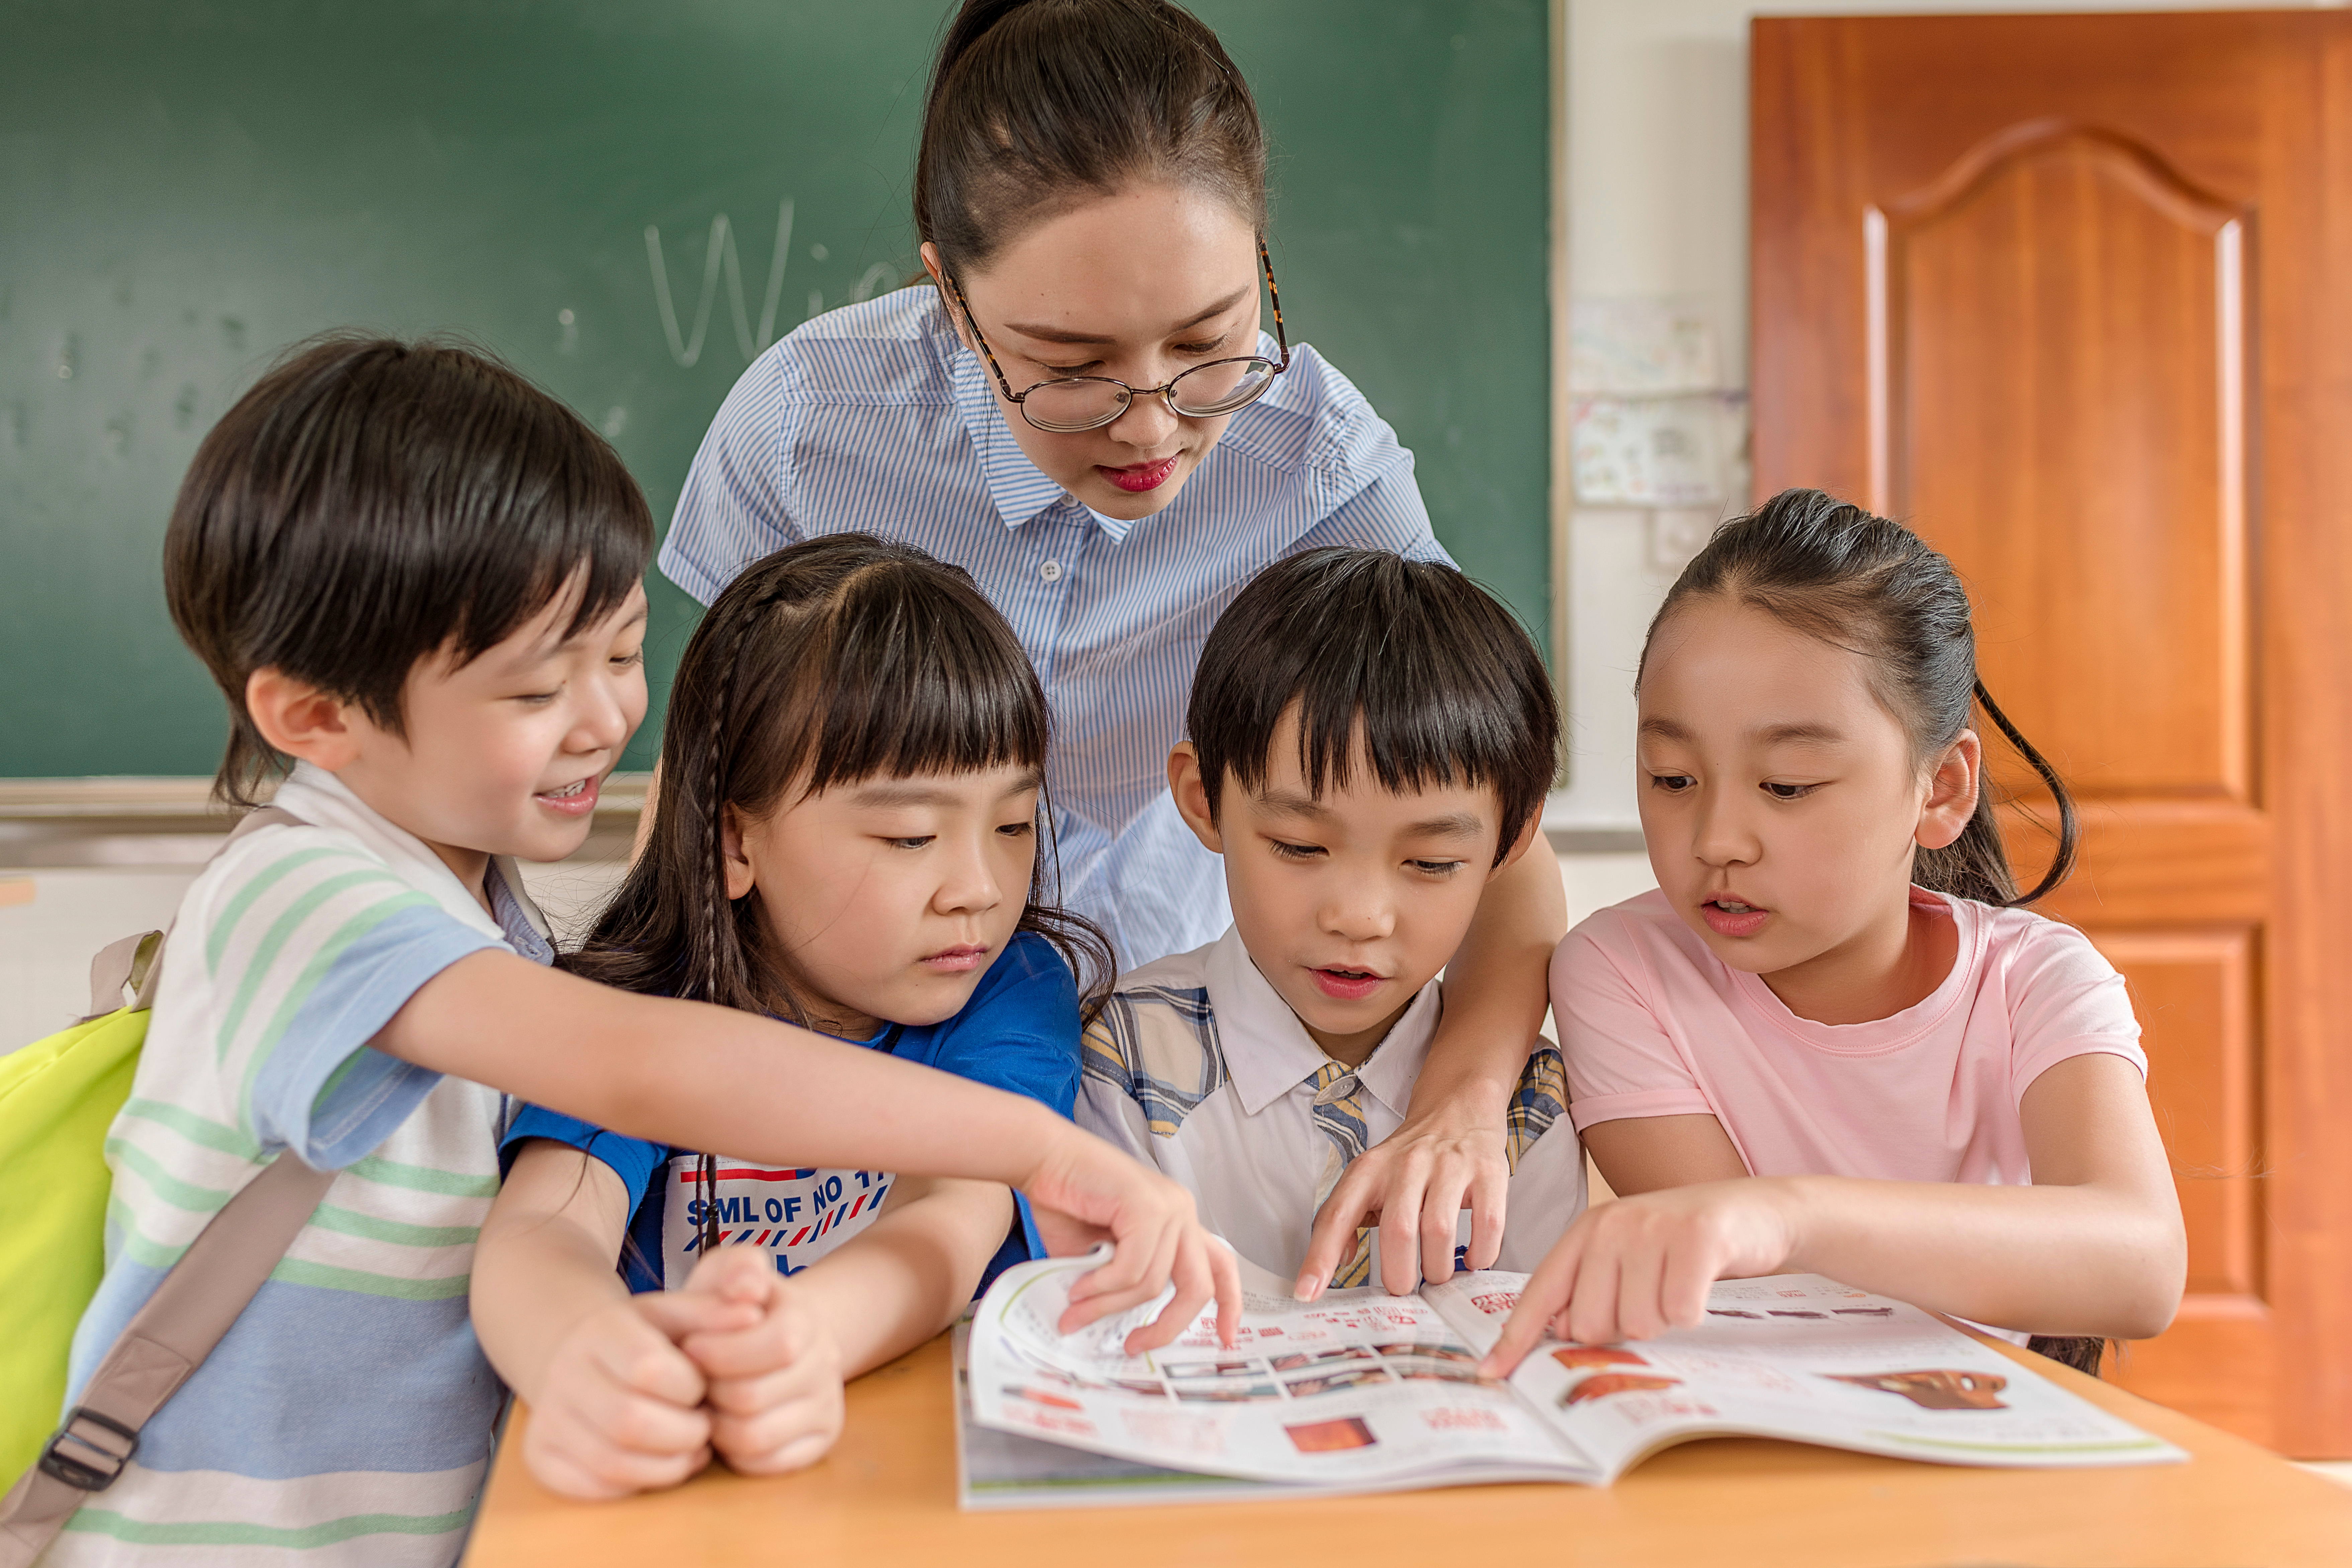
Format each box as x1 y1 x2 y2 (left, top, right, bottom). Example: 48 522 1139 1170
1555 887 2146 1186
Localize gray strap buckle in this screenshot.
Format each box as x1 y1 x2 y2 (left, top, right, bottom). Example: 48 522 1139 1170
37 1408 139 1492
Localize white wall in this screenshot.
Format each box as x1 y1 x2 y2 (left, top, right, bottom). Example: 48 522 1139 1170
0 857 633 1052
1550 0 2344 832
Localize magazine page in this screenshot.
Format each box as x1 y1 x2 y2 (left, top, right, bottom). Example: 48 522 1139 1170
965 1250 1599 1488
1426 1271 2188 1479
954 1322 1330 1510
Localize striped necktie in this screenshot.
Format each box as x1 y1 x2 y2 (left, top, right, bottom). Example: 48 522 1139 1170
1308 1061 1373 1287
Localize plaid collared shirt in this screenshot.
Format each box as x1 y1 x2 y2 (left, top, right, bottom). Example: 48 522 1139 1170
1077 926 1585 1283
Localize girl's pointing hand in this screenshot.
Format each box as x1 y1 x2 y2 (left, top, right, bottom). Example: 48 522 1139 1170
1480 1181 1802 1377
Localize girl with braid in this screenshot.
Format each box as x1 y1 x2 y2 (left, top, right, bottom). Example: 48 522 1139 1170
472 535 1126 1498
1483 491 2186 1381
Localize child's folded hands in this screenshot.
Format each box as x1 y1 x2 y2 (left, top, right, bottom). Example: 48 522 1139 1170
675 1247 849 1476
521 1285 759 1499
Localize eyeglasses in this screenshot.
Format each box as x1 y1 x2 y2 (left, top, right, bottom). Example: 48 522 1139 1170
943 241 1291 434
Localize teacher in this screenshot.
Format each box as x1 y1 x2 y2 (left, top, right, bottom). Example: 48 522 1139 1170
659 0 1567 1293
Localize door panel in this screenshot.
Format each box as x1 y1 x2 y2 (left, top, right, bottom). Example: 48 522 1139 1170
1876 126 2249 802
1753 12 2352 1454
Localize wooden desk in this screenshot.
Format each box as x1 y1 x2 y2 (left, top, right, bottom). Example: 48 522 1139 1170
467 1333 2352 1567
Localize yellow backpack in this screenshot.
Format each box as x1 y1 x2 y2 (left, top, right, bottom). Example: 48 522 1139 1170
0 934 162 1481
0 806 327 1565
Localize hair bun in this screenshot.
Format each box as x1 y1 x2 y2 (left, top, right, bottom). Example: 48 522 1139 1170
916 0 1266 270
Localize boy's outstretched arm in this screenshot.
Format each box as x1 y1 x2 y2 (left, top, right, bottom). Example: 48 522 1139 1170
380 951 1240 1348
1297 835 1565 1298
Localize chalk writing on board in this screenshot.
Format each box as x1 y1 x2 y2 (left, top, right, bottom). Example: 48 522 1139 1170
794 268 902 336
647 202 914 368
645 200 795 368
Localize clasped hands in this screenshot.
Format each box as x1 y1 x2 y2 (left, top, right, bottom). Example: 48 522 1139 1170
521 1247 843 1500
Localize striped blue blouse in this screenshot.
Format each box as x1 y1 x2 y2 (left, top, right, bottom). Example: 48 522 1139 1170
660 285 1450 971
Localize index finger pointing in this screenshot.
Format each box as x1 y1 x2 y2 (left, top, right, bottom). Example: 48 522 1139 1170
1296 1161 1382 1300
1478 1230 1587 1378
1210 1239 1242 1348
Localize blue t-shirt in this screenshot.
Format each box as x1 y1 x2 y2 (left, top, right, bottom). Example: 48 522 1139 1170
501 930 1079 1295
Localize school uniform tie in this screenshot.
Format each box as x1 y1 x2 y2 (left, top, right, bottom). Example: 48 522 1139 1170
1308 1062 1373 1288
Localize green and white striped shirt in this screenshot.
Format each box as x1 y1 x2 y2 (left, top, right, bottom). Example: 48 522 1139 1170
50 764 550 1567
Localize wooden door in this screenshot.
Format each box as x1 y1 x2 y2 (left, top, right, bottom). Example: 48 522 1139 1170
1752 12 2352 1455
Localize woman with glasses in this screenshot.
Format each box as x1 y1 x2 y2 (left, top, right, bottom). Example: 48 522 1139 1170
659 0 1568 1294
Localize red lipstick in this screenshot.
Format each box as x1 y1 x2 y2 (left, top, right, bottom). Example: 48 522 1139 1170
1098 456 1179 493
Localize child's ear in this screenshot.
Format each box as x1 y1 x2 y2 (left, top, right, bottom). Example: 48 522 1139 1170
1166 743 1225 854
1486 809 1544 883
244 667 363 771
720 805 759 901
1915 730 1983 851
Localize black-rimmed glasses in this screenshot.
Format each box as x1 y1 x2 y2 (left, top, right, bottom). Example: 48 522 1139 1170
943 240 1291 434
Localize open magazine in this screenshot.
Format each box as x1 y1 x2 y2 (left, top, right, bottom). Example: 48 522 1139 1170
957 1250 2183 1508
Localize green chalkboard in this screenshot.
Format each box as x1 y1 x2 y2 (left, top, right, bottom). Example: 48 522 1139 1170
0 0 1551 777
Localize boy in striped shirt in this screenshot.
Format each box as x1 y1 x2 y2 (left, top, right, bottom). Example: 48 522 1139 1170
39 337 1237 1566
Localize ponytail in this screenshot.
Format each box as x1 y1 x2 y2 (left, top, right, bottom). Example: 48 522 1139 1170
1913 680 2080 908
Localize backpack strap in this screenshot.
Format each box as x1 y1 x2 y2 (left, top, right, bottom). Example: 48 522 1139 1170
0 1154 336 1565
1 803 319 1568
74 807 298 1025
81 933 161 1025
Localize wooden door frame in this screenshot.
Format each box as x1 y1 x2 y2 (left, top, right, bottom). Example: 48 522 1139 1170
1750 11 2352 1456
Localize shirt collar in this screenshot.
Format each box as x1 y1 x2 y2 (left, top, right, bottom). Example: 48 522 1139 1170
944 337 1071 533
1203 925 1445 1119
270 762 553 951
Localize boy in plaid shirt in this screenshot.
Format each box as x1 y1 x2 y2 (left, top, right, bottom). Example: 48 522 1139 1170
1078 549 1585 1295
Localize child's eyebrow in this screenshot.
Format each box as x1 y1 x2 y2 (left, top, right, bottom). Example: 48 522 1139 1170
1754 721 1847 748
1637 717 1694 742
849 781 965 808
1252 788 1336 821
1404 812 1486 839
560 602 650 649
502 601 652 666
848 770 1043 809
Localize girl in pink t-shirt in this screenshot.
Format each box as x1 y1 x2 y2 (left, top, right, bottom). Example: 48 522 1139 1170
1485 489 2183 1378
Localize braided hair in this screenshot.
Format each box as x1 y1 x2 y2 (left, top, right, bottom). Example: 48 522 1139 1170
564 533 1113 1020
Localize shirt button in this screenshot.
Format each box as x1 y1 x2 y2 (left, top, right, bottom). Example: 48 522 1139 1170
1039 559 1063 582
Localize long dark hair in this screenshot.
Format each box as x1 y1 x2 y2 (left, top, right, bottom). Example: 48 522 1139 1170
915 0 1267 274
1644 488 2078 909
567 533 1113 1021
1643 490 2101 1376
